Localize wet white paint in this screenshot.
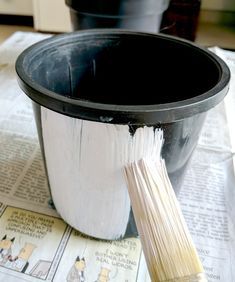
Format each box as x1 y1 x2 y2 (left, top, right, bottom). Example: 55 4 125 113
41 107 163 240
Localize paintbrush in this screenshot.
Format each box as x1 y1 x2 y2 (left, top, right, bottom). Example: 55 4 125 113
124 155 207 281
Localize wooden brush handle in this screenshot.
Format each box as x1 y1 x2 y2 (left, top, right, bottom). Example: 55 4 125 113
165 273 207 281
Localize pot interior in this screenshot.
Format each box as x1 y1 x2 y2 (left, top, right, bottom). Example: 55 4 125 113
26 34 221 106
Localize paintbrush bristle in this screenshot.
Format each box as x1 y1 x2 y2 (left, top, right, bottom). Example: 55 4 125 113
124 158 207 282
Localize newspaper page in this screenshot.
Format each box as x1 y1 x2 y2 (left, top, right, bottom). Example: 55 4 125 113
0 31 235 282
178 47 235 282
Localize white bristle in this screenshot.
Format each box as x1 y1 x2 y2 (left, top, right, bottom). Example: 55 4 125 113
124 131 207 282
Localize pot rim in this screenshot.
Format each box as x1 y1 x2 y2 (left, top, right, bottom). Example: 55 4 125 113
15 29 230 124
65 0 170 17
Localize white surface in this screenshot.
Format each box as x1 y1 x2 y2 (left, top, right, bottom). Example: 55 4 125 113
33 0 72 32
0 0 33 16
41 108 163 240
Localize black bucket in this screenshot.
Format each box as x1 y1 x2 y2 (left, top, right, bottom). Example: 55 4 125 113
16 30 230 240
65 0 169 32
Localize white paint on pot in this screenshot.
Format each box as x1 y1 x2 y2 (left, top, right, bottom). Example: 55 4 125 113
41 107 163 240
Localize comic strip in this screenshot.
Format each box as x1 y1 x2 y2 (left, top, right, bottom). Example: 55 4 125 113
0 206 67 280
54 229 142 282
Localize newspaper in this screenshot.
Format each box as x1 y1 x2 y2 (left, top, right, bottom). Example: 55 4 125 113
0 32 235 282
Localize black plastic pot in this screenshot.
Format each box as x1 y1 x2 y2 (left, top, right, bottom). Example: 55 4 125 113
65 0 169 32
16 30 230 240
